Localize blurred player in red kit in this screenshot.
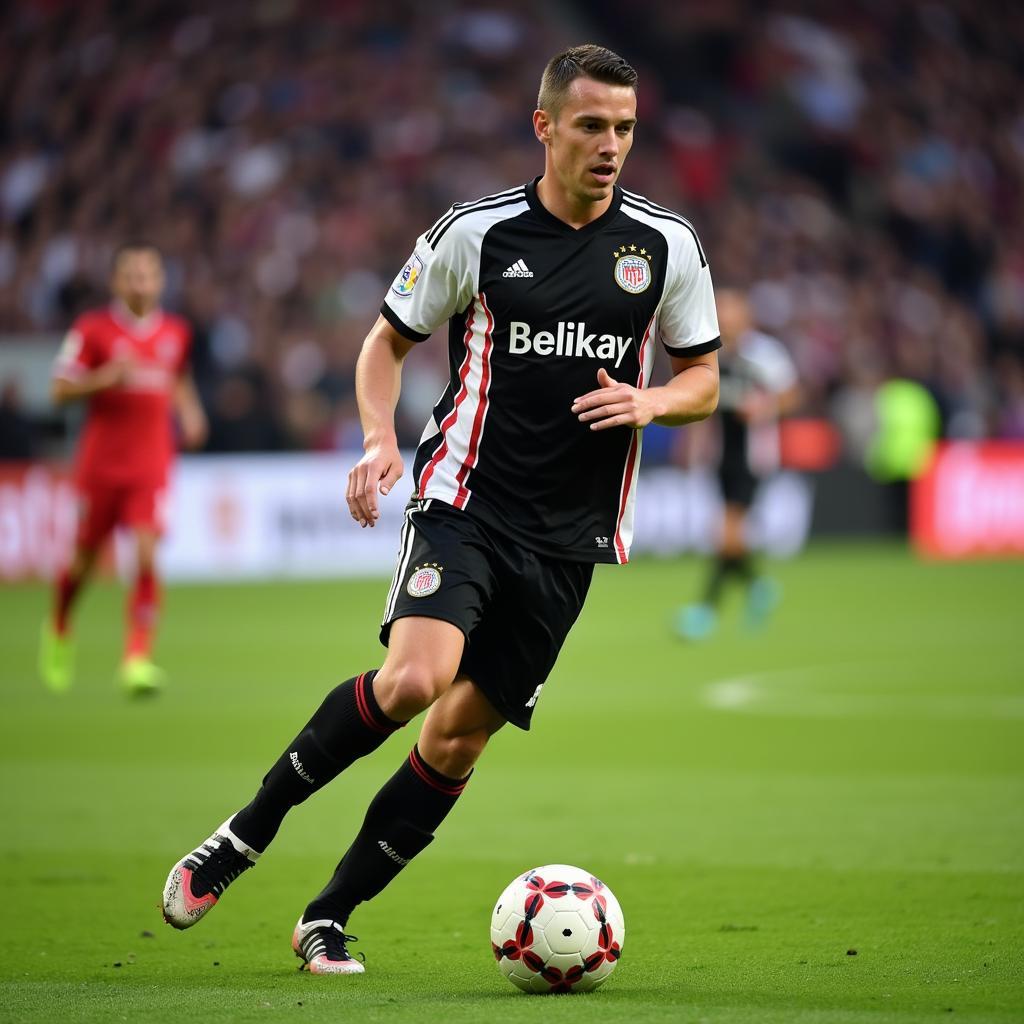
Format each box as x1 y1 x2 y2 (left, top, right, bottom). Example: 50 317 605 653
39 242 207 695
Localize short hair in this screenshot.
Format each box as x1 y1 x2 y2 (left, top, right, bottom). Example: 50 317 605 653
538 44 638 118
111 240 161 270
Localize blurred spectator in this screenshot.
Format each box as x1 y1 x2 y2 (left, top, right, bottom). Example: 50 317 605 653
206 368 287 453
0 0 1022 456
0 378 38 458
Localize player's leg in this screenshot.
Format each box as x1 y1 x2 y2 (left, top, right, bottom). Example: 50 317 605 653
162 615 465 930
120 526 164 695
118 485 171 693
290 529 589 975
231 616 464 850
678 462 756 639
39 486 116 692
735 501 781 629
293 678 505 973
720 500 752 583
718 497 779 629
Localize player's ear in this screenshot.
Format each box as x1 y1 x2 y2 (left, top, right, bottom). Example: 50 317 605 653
533 108 553 146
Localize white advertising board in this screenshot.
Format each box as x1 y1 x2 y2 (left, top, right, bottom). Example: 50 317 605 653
0 454 813 581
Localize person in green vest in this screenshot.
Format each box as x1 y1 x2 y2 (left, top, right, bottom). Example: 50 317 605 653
866 378 941 531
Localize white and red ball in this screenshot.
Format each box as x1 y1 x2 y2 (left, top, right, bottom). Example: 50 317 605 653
490 864 625 994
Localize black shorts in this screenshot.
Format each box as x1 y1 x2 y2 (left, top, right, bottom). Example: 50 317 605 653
380 499 593 730
718 457 758 508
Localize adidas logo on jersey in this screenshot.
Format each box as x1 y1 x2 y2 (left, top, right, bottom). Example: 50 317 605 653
509 321 634 368
502 259 534 278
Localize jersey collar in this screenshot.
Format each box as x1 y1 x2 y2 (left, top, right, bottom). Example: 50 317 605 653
110 300 164 337
525 176 622 237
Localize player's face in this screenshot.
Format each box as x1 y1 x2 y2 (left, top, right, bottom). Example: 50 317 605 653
111 250 164 316
716 290 752 347
537 77 637 209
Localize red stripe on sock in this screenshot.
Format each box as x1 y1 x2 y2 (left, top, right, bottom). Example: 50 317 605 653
354 673 393 735
408 747 467 797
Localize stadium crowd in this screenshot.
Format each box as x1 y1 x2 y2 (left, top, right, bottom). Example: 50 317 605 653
1 0 1022 456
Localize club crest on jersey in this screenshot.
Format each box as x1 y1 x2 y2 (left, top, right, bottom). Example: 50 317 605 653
392 253 424 297
407 563 442 598
613 244 651 294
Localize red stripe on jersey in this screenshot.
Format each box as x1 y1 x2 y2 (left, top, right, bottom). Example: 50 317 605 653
453 292 495 509
417 304 477 497
613 433 640 563
613 314 656 562
635 312 655 388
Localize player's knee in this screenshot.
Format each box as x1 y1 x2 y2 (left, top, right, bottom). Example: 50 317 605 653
425 728 489 779
377 661 452 716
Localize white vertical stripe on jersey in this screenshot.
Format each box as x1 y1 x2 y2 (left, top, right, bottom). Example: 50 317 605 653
382 503 419 624
419 293 492 509
613 313 658 563
453 292 495 508
417 305 477 497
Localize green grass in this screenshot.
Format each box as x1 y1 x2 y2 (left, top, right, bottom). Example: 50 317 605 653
1 543 1022 1023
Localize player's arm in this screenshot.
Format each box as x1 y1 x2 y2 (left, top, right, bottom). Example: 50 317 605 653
51 358 131 405
740 382 800 424
51 322 130 405
741 337 801 422
347 316 418 528
571 351 719 431
174 373 208 449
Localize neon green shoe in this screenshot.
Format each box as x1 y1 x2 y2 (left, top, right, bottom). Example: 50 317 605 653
39 623 75 693
120 656 165 697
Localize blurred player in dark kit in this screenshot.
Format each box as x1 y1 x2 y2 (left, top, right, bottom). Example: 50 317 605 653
677 288 799 639
40 243 207 695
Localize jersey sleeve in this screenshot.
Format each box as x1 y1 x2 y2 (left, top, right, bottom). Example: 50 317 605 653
52 315 102 379
658 231 721 358
174 319 193 376
380 221 477 342
748 333 798 393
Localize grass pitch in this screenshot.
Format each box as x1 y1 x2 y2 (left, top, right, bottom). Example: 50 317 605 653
1 543 1022 1023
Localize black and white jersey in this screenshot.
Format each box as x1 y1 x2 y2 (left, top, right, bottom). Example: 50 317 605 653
381 177 720 564
718 330 798 475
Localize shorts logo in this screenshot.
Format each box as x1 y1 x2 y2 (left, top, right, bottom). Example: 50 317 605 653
392 253 424 297
613 244 651 294
407 563 442 597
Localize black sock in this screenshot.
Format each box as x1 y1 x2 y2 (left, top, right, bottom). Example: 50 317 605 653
303 745 470 925
230 671 403 852
704 555 731 605
733 553 755 584
704 552 758 605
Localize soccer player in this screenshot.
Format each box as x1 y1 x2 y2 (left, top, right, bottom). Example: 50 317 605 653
676 288 799 639
162 44 721 975
39 242 206 695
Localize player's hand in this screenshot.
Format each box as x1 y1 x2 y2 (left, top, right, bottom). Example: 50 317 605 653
180 407 208 450
571 367 654 431
347 442 403 528
738 391 776 424
94 357 133 390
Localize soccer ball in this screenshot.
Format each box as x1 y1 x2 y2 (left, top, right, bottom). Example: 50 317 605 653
490 864 625 994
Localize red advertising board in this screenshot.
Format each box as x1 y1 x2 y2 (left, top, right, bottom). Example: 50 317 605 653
0 462 77 581
911 442 1024 558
